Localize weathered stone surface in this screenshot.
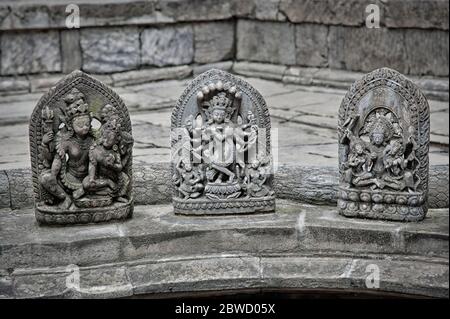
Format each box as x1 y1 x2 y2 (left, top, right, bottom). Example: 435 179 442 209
0 171 9 208
61 30 82 73
193 61 233 76
237 20 295 65
0 76 29 94
328 27 407 74
0 31 61 75
141 26 194 67
233 61 287 81
111 66 191 87
385 0 449 30
194 21 234 63
157 0 235 22
0 200 448 298
295 23 328 67
279 0 373 26
29 74 61 93
405 29 449 77
80 27 139 73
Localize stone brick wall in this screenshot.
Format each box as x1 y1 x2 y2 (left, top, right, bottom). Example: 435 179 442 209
0 0 448 78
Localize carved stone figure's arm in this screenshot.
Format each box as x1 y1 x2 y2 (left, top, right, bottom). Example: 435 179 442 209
50 155 62 176
88 152 97 182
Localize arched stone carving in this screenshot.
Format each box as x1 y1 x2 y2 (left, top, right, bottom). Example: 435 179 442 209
338 68 430 221
171 69 275 215
29 70 134 225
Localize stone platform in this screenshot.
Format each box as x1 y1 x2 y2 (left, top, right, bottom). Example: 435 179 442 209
0 200 448 298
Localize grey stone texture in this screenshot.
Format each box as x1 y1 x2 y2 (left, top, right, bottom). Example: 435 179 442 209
236 20 296 65
111 66 191 87
328 27 407 74
279 0 375 26
141 26 194 67
194 21 234 63
295 23 328 67
404 29 449 77
60 30 82 73
0 31 61 75
80 27 140 73
384 0 449 30
0 200 448 298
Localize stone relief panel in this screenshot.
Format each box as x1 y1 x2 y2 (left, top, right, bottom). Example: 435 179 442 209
29 70 134 225
338 68 430 221
171 69 275 215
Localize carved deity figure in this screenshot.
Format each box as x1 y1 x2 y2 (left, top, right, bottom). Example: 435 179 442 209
30 71 134 225
171 69 275 215
338 68 430 221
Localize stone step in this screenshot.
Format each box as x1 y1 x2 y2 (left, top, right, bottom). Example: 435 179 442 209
0 200 448 298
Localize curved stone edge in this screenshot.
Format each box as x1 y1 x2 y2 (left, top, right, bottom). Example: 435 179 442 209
0 163 448 210
2 254 448 299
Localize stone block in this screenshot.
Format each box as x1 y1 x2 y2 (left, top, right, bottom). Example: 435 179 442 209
61 29 82 73
157 0 235 22
0 31 61 75
233 61 287 81
141 25 194 67
385 0 449 30
193 61 233 76
0 171 10 208
80 27 140 73
280 0 374 26
0 76 29 94
237 20 295 65
404 29 449 76
194 21 234 63
328 26 407 74
111 66 191 87
295 23 328 67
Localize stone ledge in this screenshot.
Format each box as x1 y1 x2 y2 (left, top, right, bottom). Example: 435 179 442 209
233 62 450 101
1 64 448 101
0 0 447 31
0 200 448 298
1 163 448 210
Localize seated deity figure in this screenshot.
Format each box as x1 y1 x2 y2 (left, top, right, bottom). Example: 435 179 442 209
82 116 132 203
173 159 204 199
244 157 274 197
39 88 94 209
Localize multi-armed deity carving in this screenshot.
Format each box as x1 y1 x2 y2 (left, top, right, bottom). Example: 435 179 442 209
171 69 275 215
30 71 134 225
338 68 430 221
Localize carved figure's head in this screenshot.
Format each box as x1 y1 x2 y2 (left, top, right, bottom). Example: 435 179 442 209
63 88 91 137
100 118 121 149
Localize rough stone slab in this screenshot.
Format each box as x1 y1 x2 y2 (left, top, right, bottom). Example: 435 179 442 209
157 0 235 22
193 61 233 76
0 31 61 75
60 30 82 73
279 0 375 26
80 27 140 73
295 24 328 67
282 66 319 86
0 171 10 208
328 26 408 74
111 66 191 87
128 256 261 295
233 61 287 81
141 26 194 67
384 0 449 30
0 77 29 94
194 21 234 64
236 20 295 65
28 74 63 93
0 200 448 269
404 29 449 77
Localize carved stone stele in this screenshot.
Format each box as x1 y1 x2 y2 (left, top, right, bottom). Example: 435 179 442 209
338 68 430 222
171 69 275 215
29 70 134 225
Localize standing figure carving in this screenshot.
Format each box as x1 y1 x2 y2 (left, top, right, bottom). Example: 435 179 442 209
171 69 275 215
338 68 430 221
30 71 134 225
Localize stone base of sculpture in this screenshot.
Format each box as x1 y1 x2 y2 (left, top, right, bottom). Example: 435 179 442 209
35 198 133 225
173 196 275 215
338 187 426 221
